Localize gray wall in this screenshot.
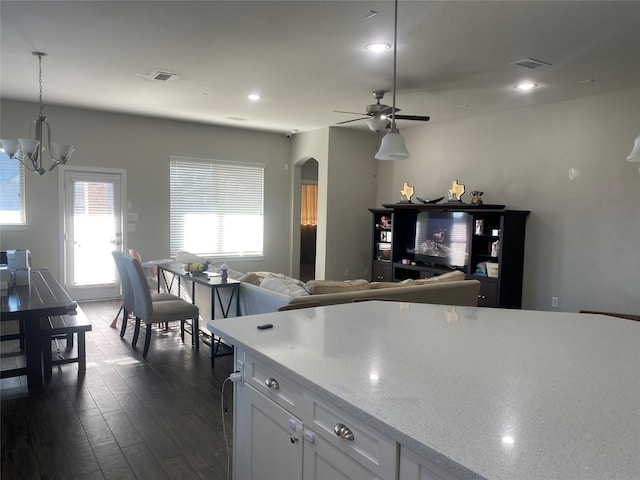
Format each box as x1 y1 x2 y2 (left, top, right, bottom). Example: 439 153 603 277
377 87 640 313
3 87 638 314
0 99 292 279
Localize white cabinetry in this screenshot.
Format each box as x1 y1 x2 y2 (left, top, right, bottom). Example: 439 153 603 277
399 447 464 480
234 350 396 480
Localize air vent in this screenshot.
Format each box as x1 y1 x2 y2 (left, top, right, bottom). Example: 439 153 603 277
151 71 176 81
511 58 552 70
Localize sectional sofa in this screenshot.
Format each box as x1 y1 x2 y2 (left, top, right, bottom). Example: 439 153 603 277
233 270 480 316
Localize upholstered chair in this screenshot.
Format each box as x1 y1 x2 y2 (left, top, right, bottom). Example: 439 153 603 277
111 252 176 338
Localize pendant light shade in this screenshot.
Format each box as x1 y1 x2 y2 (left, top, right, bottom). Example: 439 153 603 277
374 0 410 160
375 127 411 160
627 134 640 162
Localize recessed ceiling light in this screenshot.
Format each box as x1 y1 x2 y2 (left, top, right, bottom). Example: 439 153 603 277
514 82 538 91
365 43 391 53
248 93 261 101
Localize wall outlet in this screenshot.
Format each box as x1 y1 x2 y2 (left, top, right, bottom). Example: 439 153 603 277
344 267 350 278
551 296 559 308
363 267 369 277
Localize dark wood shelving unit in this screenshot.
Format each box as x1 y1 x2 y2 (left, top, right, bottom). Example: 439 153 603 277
370 203 530 308
369 208 393 281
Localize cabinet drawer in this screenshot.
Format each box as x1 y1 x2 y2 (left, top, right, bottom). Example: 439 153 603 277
302 392 397 480
244 353 304 417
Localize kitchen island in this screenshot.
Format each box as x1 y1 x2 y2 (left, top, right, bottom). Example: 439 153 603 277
207 302 639 480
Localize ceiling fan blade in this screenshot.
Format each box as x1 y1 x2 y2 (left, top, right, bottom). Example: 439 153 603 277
336 117 369 125
392 114 431 122
333 110 368 116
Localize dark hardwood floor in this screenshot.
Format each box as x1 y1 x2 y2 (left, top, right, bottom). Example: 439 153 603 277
1 300 235 480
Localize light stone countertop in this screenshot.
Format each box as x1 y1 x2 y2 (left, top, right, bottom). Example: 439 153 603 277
207 302 640 480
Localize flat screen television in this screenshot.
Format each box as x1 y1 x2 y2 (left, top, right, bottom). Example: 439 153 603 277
413 211 471 268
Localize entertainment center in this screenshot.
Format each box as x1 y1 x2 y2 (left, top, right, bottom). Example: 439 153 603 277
370 203 530 308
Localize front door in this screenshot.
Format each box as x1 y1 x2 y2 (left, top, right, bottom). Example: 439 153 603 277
60 167 126 301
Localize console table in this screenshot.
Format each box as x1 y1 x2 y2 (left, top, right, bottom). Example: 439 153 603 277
157 262 240 366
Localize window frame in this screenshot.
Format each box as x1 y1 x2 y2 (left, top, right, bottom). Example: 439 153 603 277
169 156 265 259
0 152 26 226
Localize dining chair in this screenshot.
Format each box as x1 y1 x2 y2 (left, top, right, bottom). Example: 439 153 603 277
112 251 177 338
121 253 200 358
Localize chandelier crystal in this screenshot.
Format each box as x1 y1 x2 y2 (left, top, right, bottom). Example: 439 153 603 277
0 52 74 175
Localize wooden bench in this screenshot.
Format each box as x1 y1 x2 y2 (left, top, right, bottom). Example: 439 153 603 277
0 319 25 350
41 307 93 379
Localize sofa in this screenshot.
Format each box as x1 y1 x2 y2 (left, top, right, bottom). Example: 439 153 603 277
172 252 480 318
235 270 481 316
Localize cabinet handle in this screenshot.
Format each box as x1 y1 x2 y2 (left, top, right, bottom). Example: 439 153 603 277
264 377 280 390
334 423 355 441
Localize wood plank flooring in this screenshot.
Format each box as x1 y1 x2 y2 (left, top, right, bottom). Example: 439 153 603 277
1 300 235 480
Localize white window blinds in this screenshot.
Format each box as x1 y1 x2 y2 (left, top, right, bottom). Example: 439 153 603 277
169 156 265 257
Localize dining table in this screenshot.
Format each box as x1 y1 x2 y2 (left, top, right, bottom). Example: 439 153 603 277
1 268 77 388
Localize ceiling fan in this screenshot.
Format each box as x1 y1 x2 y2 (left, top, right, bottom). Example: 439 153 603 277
334 90 430 131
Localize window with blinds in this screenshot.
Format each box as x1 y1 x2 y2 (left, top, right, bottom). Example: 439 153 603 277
169 156 265 257
0 153 26 225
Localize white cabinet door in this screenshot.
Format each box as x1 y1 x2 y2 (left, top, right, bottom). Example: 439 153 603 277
236 383 304 480
303 428 383 480
399 447 463 480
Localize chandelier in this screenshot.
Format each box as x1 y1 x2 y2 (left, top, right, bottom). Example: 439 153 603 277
0 52 74 175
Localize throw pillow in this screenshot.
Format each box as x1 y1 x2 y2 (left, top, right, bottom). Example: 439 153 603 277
239 272 266 286
260 274 309 297
305 279 370 295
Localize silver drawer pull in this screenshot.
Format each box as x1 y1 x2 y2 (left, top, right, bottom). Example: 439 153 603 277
264 377 280 390
334 423 355 441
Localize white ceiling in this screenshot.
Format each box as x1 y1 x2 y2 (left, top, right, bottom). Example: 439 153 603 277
1 1 638 134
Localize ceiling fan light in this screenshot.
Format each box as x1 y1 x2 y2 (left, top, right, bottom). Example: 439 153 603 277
367 117 389 132
627 134 640 162
375 128 410 160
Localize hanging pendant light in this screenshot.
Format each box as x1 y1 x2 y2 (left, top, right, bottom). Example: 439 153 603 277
375 0 410 160
0 52 74 175
627 134 640 162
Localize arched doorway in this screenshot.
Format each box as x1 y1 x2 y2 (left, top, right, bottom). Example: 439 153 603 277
299 158 318 281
